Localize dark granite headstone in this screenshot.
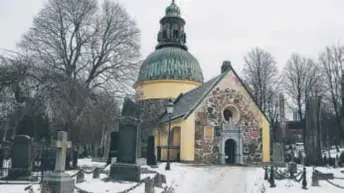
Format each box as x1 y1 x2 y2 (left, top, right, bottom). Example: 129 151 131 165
0 147 3 168
146 136 157 166
72 146 78 168
107 131 119 165
93 168 101 179
315 172 334 180
9 135 32 177
117 123 138 163
157 146 162 161
41 149 55 171
110 97 143 182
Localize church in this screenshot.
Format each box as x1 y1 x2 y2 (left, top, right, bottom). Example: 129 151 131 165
135 1 270 165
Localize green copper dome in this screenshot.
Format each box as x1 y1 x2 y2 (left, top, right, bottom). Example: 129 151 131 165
137 47 204 83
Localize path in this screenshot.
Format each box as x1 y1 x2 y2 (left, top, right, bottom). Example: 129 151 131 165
160 164 261 193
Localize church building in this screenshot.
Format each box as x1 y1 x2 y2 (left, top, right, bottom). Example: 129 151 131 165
135 1 270 165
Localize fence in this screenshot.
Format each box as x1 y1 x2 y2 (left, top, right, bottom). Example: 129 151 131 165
0 141 59 184
263 165 344 191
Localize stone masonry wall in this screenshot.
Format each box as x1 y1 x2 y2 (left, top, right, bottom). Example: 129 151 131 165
137 99 170 156
194 87 263 164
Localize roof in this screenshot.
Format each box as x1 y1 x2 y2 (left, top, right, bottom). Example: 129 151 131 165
136 47 204 84
159 74 221 123
159 63 270 124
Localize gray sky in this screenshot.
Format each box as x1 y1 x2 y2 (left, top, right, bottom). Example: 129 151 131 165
1 0 344 81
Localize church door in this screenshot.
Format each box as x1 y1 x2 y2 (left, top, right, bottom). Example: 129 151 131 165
171 126 181 161
225 139 236 164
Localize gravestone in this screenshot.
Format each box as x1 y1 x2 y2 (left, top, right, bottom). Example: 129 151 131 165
272 143 285 167
110 97 143 182
107 131 119 165
43 131 74 193
334 156 339 168
9 135 33 178
314 170 334 180
146 136 157 166
72 146 78 169
340 151 344 166
154 174 163 188
93 168 101 179
157 146 162 161
41 148 55 171
76 171 85 183
145 178 155 193
65 149 71 170
0 146 3 168
287 162 297 174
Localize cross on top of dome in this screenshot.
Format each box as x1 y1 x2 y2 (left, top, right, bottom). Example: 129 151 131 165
166 0 180 17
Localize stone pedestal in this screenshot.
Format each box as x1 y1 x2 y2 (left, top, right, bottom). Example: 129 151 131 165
110 163 141 182
219 154 226 165
287 162 297 174
43 172 74 193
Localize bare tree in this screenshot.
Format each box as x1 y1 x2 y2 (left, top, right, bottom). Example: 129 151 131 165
243 47 279 113
14 0 140 141
283 53 322 143
242 47 281 142
18 0 141 93
319 45 344 148
265 84 282 142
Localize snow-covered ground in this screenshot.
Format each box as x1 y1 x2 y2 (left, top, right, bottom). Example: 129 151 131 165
259 166 344 193
1 158 344 193
146 163 262 193
77 158 107 168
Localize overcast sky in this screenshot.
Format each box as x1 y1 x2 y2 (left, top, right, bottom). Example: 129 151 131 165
1 0 344 81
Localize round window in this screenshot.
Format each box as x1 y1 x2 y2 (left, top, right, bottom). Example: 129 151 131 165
223 109 233 122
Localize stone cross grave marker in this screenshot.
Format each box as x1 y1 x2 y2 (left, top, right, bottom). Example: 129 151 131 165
44 131 74 193
272 142 285 167
54 131 72 172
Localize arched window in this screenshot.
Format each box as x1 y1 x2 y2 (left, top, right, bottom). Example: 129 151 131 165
162 30 167 40
173 30 179 39
172 24 179 39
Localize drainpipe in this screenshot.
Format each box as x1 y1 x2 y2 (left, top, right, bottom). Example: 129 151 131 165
219 122 226 165
238 126 243 164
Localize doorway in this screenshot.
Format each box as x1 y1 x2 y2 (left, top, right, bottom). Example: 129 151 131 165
225 139 236 164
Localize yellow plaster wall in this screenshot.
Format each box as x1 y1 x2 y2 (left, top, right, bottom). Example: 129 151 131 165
135 80 201 101
155 113 195 161
180 113 195 161
261 115 270 162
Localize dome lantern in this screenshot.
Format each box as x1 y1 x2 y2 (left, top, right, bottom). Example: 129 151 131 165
136 1 204 85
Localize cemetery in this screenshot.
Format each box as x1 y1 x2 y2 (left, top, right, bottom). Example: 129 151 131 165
1 0 344 193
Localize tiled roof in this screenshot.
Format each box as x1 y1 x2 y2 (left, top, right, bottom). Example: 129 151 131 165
158 62 271 125
159 74 222 123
